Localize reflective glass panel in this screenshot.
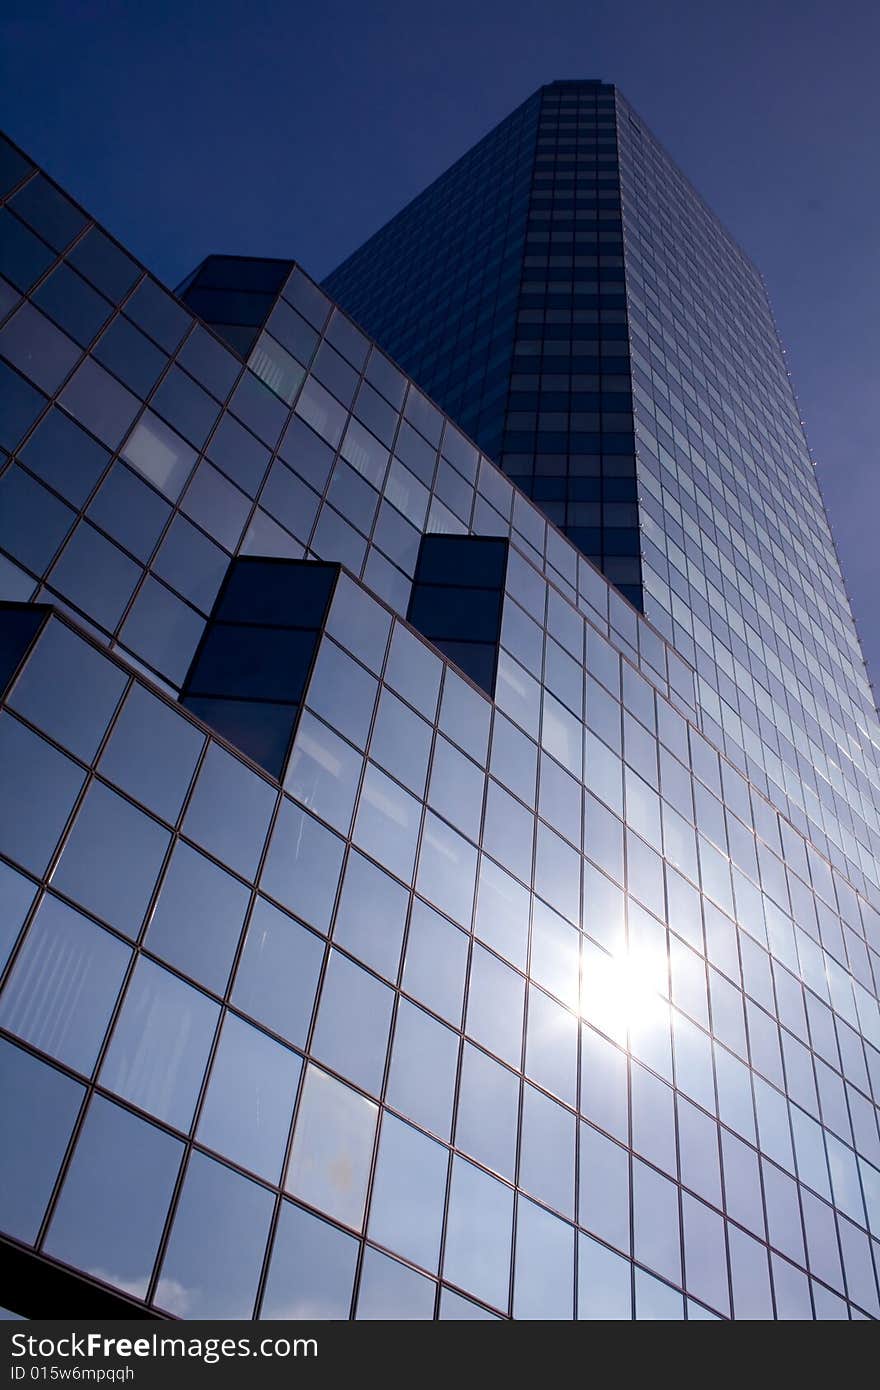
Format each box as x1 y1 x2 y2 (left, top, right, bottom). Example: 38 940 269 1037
155 1151 273 1319
286 1065 378 1229
197 1013 301 1182
99 957 219 1130
261 1201 357 1320
45 1095 182 1299
0 894 129 1074
232 897 324 1048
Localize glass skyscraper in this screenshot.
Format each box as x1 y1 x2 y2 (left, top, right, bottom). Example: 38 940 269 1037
325 81 642 606
0 80 879 1322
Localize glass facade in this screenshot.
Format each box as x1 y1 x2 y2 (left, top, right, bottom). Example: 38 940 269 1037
325 80 642 606
0 80 879 1323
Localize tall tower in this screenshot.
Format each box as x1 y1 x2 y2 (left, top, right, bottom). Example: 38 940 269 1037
325 81 643 607
326 79 880 930
0 81 879 1323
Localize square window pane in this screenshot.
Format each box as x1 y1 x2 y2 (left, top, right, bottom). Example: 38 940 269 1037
52 781 170 938
119 576 205 686
126 277 191 352
155 1150 272 1319
153 514 228 614
145 840 249 993
121 411 197 501
249 331 306 406
94 316 167 398
385 622 442 719
197 1013 301 1182
261 1201 357 1320
456 1042 519 1180
311 950 393 1095
367 1113 447 1272
466 944 525 1067
0 466 73 576
87 461 171 561
183 742 275 880
10 174 86 251
306 638 378 749
68 227 138 301
232 897 324 1048
386 999 458 1140
178 323 240 400
475 856 530 969
0 208 54 293
0 713 85 875
58 357 140 450
285 712 363 835
416 812 478 927
99 957 219 1130
401 899 467 1026
513 1196 574 1320
369 689 432 796
0 302 80 394
0 893 128 1073
519 1084 576 1216
99 683 204 823
19 405 109 507
261 799 344 932
428 736 484 841
332 850 408 979
439 666 491 764
181 460 250 552
526 984 578 1104
206 410 269 495
356 1248 435 1320
9 620 125 761
325 573 391 673
48 522 141 631
44 1095 182 1299
353 763 421 884
0 860 38 975
443 1157 513 1313
577 1232 632 1319
286 1064 377 1229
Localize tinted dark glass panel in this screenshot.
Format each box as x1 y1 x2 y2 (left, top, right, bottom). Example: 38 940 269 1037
87 462 171 561
10 175 87 252
434 640 498 693
416 535 508 587
19 406 110 507
407 536 507 695
215 560 337 628
0 365 47 453
186 624 315 702
93 315 166 398
67 226 139 302
409 587 501 642
184 697 296 778
32 264 112 346
0 604 45 693
0 211 55 293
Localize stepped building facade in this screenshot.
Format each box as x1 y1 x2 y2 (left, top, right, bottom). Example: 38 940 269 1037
0 83 878 1320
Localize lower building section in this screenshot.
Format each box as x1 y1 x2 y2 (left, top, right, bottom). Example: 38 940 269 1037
2 574 879 1320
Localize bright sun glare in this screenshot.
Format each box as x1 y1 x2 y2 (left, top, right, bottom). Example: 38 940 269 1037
581 946 671 1051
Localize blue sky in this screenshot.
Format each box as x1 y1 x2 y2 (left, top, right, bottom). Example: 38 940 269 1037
2 0 878 694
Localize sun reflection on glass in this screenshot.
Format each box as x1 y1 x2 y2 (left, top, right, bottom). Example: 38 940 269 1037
581 941 671 1054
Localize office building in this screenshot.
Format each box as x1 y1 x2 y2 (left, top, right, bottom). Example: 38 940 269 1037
0 84 878 1320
